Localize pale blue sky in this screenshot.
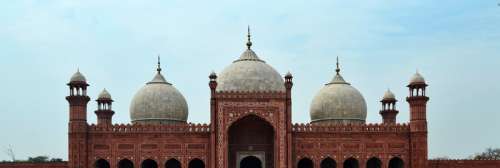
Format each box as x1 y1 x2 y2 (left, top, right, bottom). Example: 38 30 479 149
0 0 499 160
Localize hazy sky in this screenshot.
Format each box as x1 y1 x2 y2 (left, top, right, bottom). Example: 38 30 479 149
0 0 499 161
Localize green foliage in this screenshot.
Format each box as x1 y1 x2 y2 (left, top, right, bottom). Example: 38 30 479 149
472 148 500 160
0 156 64 163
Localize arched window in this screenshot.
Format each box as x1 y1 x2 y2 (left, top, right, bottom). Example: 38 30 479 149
94 159 110 168
240 156 262 168
118 159 134 168
297 157 314 168
320 157 336 168
165 158 181 168
141 159 158 168
389 157 404 168
343 158 359 168
188 158 205 168
366 157 382 168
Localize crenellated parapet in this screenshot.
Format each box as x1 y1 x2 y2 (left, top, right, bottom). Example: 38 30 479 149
214 90 286 99
292 123 410 133
88 123 210 134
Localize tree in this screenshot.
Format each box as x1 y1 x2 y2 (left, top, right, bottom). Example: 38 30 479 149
50 158 63 162
472 148 500 160
27 156 49 163
3 145 15 162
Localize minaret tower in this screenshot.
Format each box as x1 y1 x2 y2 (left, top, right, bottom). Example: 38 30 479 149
95 89 114 126
66 69 90 168
379 89 399 124
208 71 217 168
406 71 429 168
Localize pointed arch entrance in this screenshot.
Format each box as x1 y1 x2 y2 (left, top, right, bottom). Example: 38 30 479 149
228 115 274 168
297 158 314 168
118 159 134 168
188 158 205 168
165 158 181 168
94 159 110 168
366 157 382 168
320 157 336 168
389 157 404 168
343 158 359 168
141 159 158 168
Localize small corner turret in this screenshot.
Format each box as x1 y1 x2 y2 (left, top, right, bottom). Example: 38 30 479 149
380 89 399 124
95 89 114 126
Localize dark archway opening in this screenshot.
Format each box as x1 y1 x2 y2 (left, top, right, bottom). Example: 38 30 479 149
228 115 274 168
240 156 262 168
165 159 181 168
343 158 359 168
118 159 134 168
141 159 158 168
389 157 404 168
320 157 336 168
366 157 382 168
297 158 314 168
94 159 110 168
188 158 205 168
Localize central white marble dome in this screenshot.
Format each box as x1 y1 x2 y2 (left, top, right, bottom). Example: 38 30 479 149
216 42 285 92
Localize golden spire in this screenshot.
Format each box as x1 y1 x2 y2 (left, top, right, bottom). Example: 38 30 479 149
246 25 252 49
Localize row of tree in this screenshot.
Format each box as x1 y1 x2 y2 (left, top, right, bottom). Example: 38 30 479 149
1 156 64 163
433 147 500 160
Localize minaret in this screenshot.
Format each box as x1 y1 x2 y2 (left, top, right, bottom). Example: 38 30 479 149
66 69 90 168
95 89 114 126
208 71 217 168
379 89 399 124
406 71 429 168
284 71 293 168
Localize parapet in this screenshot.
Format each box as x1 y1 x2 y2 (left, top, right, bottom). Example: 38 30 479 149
88 123 210 133
292 123 410 133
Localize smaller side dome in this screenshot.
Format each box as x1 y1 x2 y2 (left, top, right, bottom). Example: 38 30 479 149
98 89 112 100
410 72 425 84
70 70 86 83
382 89 396 100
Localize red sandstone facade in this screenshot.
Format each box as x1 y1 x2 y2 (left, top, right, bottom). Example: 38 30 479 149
1 60 499 168
53 69 498 168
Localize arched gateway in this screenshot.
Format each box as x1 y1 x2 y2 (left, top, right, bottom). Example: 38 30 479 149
228 115 274 168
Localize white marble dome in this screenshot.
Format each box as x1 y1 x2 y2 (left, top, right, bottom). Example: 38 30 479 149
98 89 112 100
69 70 86 83
216 48 285 92
410 72 425 84
310 70 367 124
382 89 396 100
130 68 188 125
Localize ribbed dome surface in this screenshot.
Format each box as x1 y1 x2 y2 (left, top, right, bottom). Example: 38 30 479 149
216 49 285 92
130 70 188 125
310 71 367 124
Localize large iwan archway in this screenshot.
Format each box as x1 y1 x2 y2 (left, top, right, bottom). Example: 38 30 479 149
228 115 274 168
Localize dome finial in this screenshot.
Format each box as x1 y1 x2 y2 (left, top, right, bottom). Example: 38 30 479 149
336 56 341 75
157 55 162 73
246 25 252 49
